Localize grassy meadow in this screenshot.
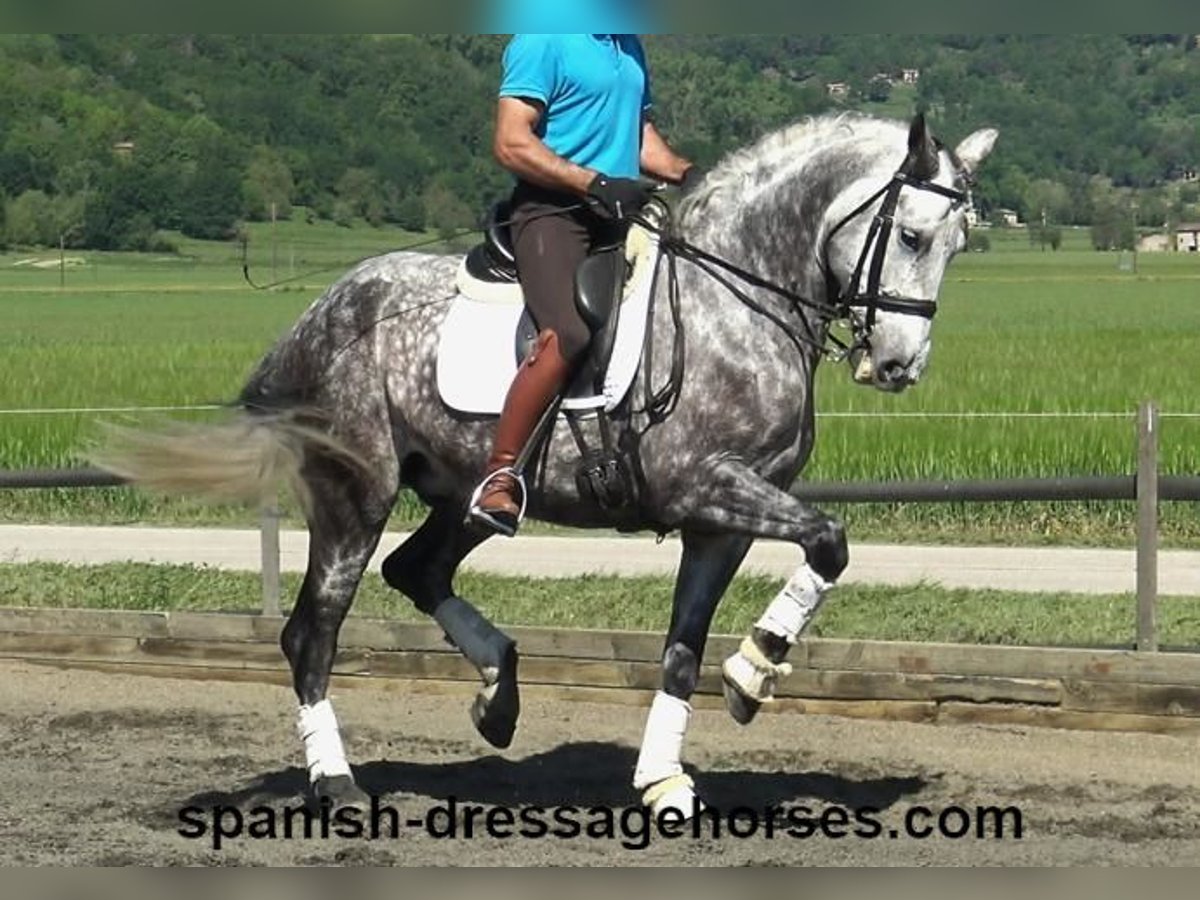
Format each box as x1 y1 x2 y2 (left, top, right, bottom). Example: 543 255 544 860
1 219 1198 544
0 216 453 524
811 228 1200 544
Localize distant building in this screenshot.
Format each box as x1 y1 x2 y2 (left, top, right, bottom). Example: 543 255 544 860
872 72 894 85
1178 223 1200 253
1138 233 1170 253
994 208 1023 228
1181 168 1198 183
1135 224 1200 252
965 208 981 229
112 141 135 157
825 81 850 98
900 68 921 84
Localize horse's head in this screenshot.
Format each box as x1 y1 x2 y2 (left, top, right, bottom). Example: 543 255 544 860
824 115 997 393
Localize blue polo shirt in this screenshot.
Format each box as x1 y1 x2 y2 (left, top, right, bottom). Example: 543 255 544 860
499 34 650 180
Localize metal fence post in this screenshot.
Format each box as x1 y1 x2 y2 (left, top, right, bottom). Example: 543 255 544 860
1136 401 1159 652
260 498 282 618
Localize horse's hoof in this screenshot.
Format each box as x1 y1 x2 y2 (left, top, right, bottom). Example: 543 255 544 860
642 774 703 821
470 642 520 748
722 674 762 726
309 774 370 812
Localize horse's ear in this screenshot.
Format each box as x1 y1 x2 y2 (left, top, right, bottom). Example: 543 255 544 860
955 127 999 176
905 113 939 181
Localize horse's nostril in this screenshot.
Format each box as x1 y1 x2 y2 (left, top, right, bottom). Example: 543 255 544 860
879 360 907 383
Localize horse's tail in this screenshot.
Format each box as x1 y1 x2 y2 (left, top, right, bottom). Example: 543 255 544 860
90 407 368 514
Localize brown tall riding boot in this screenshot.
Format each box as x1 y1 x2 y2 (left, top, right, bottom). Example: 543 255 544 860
467 329 573 536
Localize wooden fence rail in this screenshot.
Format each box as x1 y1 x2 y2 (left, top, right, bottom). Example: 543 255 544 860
1 607 1199 735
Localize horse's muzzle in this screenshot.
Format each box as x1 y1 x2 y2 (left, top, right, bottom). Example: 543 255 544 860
850 349 916 392
874 358 916 392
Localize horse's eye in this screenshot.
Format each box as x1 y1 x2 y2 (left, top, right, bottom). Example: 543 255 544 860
899 228 921 252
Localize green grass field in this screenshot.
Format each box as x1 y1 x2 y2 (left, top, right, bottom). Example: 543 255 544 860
3 561 1199 649
1 218 1198 544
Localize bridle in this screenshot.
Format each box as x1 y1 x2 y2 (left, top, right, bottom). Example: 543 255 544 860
635 152 972 364
823 158 971 347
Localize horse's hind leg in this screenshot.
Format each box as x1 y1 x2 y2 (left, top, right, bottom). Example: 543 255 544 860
281 460 395 808
633 530 753 817
381 505 520 748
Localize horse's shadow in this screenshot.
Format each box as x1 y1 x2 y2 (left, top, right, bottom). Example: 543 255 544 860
176 741 928 815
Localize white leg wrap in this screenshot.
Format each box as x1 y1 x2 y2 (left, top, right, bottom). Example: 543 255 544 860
633 691 700 817
722 636 794 704
722 564 832 705
297 699 351 782
754 563 830 643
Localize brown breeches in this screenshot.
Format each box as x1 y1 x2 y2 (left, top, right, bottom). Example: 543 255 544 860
509 181 624 366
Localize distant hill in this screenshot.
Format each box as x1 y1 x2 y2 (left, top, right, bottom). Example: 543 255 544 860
1 34 1197 251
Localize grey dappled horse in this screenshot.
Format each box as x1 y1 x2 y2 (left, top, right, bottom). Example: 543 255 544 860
99 114 996 816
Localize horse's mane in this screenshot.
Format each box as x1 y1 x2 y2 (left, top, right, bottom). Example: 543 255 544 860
680 112 906 223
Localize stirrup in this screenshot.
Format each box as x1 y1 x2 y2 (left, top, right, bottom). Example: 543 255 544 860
465 466 528 536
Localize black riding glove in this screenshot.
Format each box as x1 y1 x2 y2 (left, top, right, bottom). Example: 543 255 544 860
679 165 707 195
585 174 652 221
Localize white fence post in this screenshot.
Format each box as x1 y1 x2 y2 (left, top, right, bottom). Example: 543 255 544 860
260 498 282 618
1136 401 1158 652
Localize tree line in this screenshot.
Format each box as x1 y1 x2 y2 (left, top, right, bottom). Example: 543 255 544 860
1 34 1197 252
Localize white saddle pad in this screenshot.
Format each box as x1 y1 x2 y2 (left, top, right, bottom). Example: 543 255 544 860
436 225 660 414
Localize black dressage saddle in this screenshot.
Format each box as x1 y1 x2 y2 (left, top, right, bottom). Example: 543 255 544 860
464 201 628 399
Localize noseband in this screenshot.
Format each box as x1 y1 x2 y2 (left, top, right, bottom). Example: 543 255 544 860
824 163 970 347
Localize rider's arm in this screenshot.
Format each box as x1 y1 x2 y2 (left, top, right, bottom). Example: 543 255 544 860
493 97 596 197
640 118 693 185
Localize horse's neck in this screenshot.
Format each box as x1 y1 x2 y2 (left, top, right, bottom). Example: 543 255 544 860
680 173 832 342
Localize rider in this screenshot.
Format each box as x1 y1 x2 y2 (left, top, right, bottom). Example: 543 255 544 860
468 33 701 537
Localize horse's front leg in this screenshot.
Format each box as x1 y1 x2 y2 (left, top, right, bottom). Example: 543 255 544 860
634 530 753 817
721 563 832 725
673 457 848 726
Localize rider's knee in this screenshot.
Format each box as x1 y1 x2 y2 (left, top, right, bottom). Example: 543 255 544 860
661 642 700 699
805 517 849 583
556 320 592 367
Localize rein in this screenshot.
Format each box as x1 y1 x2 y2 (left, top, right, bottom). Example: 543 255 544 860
638 211 847 357
627 162 970 421
633 165 969 357
241 162 968 422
